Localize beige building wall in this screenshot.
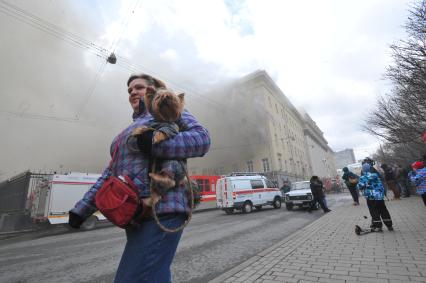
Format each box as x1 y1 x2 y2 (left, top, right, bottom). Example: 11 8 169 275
188 70 326 182
301 110 337 178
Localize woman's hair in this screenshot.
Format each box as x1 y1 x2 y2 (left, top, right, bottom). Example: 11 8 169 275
127 73 166 88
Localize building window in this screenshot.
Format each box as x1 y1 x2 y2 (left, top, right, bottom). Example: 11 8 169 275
247 160 254 172
277 153 282 170
262 158 270 172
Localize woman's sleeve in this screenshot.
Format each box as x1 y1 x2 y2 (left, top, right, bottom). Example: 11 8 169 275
70 167 112 219
151 110 211 159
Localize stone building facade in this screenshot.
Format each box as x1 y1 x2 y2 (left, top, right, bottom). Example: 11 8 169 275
188 70 336 184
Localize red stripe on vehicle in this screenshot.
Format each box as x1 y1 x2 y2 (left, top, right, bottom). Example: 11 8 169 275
51 181 95 185
235 188 279 195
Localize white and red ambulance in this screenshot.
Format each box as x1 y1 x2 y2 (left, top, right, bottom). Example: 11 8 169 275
216 173 282 214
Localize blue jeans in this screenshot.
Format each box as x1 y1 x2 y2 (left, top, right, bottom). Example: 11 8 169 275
115 214 186 283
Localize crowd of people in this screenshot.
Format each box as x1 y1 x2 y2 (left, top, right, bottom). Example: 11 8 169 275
340 155 426 232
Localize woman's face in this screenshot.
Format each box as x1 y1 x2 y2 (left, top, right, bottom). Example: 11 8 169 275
128 78 150 112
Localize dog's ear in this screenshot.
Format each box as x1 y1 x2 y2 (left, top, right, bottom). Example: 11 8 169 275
178 93 185 105
144 87 156 114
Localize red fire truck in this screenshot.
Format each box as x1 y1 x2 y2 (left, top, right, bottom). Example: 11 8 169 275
189 175 220 202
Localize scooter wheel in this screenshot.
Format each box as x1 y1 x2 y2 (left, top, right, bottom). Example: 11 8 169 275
355 225 361 235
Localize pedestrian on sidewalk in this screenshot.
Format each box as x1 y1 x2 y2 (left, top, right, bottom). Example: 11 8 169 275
396 164 410 197
68 73 211 283
308 176 331 213
357 163 393 232
381 163 400 200
342 167 359 205
409 161 426 206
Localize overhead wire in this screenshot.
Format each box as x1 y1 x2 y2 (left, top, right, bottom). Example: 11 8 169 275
0 0 109 56
0 0 271 138
0 0 245 118
0 2 315 161
108 0 140 53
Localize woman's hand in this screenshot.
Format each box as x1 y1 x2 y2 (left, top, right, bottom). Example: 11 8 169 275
68 211 84 229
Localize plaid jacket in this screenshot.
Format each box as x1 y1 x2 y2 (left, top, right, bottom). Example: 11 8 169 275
71 106 210 219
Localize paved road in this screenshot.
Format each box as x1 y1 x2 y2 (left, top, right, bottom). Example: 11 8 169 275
0 193 352 283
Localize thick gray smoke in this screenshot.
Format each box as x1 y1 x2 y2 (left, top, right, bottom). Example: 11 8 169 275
0 1 261 180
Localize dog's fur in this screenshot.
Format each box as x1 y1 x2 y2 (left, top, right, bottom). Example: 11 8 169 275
132 87 185 144
132 87 185 203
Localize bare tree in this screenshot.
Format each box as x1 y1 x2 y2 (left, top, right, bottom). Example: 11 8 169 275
365 1 426 163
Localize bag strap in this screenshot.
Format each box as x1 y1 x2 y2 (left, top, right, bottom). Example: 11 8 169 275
150 159 194 233
107 131 126 173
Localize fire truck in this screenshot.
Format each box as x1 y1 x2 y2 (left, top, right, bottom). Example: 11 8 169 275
189 175 220 202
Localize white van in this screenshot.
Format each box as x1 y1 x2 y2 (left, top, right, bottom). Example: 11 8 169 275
216 173 282 214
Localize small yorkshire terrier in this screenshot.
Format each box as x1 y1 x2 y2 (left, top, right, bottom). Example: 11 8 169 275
131 87 186 205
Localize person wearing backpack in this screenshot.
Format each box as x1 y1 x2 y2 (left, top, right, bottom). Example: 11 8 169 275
381 164 400 200
342 167 359 205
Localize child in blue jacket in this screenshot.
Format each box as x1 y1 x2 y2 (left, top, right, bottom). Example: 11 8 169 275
357 163 393 231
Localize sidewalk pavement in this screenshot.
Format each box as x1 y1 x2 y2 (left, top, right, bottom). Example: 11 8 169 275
209 196 426 283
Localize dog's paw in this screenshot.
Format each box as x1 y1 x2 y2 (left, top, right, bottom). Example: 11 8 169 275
149 173 176 192
153 131 168 144
132 126 153 136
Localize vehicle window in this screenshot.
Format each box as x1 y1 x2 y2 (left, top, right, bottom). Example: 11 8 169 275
265 179 275 188
291 182 310 190
250 180 264 189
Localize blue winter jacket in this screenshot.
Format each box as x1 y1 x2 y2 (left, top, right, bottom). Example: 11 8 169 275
410 167 426 194
357 172 385 200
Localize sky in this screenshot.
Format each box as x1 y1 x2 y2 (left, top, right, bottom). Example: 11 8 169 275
0 0 412 179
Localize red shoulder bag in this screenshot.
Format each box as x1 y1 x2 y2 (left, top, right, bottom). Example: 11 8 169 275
95 135 141 229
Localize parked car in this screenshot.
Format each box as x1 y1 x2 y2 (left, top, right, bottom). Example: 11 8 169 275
284 181 318 210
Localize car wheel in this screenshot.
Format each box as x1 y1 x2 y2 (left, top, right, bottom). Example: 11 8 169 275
225 208 234 215
242 201 253 213
81 216 97 231
255 205 262 210
273 197 282 209
286 203 293 211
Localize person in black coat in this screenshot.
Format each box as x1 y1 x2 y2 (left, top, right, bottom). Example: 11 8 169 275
308 176 331 213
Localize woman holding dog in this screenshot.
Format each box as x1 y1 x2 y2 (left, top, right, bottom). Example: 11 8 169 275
69 73 210 282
